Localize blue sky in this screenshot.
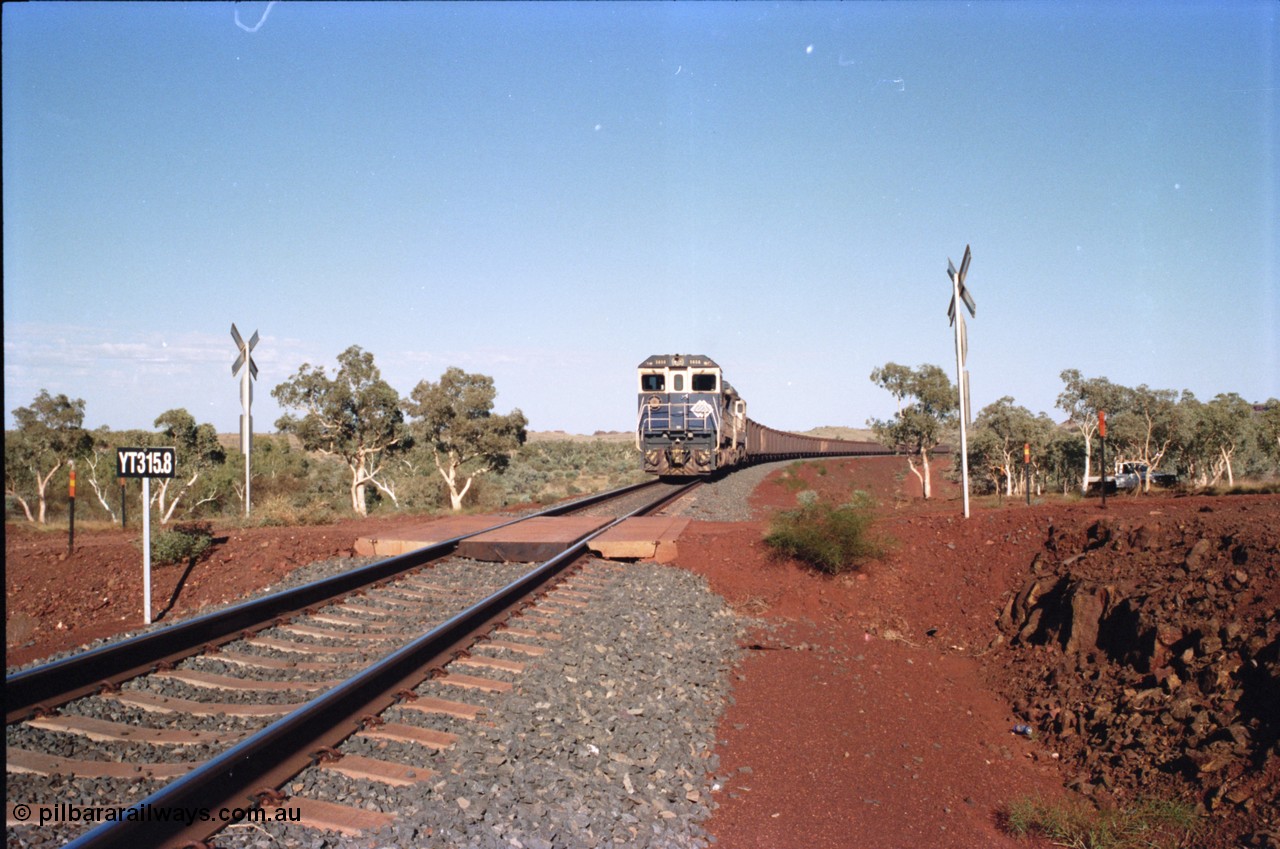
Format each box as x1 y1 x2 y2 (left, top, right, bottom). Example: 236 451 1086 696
5 2 1277 436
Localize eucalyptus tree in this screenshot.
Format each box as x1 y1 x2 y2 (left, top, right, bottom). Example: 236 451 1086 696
405 367 528 511
1107 385 1182 492
964 427 1006 496
1043 426 1087 495
1257 399 1280 470
1056 370 1126 492
1189 393 1255 487
150 409 227 523
4 430 39 522
7 390 90 523
969 397 1055 497
273 346 411 516
81 426 124 522
868 363 956 500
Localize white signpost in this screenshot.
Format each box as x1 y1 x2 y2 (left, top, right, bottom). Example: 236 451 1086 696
947 245 976 519
117 446 177 624
231 324 259 516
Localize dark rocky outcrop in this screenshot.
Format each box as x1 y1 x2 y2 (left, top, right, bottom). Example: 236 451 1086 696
993 512 1280 844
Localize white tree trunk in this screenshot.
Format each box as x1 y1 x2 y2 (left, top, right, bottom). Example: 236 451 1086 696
1079 431 1093 494
151 471 200 524
904 456 924 499
84 452 118 522
448 472 473 512
348 452 400 516
7 489 35 522
34 461 62 524
435 451 474 512
350 475 368 516
1208 456 1226 487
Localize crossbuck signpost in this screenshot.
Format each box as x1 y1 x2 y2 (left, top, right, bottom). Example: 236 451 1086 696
117 446 176 624
948 245 976 518
231 324 259 516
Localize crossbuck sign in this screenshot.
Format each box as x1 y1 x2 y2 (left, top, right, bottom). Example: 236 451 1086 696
947 245 977 519
231 323 259 515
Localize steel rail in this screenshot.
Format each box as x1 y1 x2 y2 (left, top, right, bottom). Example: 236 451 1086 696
5 479 660 723
62 479 698 849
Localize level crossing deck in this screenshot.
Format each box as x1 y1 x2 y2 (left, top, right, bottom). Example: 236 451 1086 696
354 514 689 563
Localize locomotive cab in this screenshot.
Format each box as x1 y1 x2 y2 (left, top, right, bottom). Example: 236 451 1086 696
636 354 746 476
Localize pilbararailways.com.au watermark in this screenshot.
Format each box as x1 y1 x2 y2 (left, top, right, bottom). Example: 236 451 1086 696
10 802 302 827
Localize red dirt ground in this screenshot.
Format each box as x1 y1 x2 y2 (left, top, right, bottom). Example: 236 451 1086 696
6 457 1278 848
679 458 1278 849
4 514 435 667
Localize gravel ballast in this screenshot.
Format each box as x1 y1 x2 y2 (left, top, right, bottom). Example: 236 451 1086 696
8 558 746 849
218 559 743 849
664 461 794 523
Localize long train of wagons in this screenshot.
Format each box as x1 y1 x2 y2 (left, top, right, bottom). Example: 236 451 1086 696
635 353 893 476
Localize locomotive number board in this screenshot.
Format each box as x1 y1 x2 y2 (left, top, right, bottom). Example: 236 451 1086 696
116 447 177 479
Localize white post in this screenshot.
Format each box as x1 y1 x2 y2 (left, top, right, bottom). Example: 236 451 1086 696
244 430 251 515
241 369 252 516
952 282 971 519
142 477 152 625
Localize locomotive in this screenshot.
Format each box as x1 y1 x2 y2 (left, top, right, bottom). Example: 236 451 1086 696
635 354 892 476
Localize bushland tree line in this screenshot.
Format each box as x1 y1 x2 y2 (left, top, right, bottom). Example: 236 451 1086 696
869 363 1279 499
5 346 643 526
9 354 1276 525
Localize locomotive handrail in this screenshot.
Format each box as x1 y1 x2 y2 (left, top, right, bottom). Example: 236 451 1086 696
637 397 717 434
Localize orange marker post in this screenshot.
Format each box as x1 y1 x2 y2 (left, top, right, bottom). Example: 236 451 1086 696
68 465 77 554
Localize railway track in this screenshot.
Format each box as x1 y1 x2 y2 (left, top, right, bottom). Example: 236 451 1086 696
6 479 699 848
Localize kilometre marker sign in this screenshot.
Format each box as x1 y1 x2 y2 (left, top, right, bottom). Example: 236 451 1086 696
115 446 176 625
116 447 176 478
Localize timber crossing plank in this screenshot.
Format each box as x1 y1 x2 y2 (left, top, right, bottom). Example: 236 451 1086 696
456 516 611 562
588 516 690 563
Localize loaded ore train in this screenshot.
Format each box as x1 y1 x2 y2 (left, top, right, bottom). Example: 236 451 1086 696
635 354 893 476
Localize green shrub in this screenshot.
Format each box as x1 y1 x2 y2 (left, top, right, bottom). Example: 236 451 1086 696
763 490 883 574
494 440 644 507
150 521 214 565
1004 796 1199 849
776 468 808 492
